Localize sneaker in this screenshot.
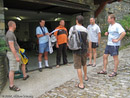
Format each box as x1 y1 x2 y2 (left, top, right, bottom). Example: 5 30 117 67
39 68 42 72
45 66 52 69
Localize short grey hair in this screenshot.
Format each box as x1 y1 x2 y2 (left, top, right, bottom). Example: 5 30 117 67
8 21 16 27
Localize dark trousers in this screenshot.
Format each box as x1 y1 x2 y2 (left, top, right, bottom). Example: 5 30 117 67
56 43 68 65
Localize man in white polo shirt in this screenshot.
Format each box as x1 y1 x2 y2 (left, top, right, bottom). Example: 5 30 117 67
98 14 126 77
87 18 101 67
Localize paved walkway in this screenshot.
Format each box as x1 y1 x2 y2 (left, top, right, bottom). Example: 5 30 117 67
39 46 130 98
1 46 130 98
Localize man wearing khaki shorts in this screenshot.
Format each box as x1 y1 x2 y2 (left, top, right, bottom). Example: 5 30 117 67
6 21 29 91
69 15 89 89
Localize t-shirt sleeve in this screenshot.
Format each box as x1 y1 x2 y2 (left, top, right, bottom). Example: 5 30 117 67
7 34 14 42
36 27 41 35
68 27 73 39
117 24 125 34
85 29 90 41
45 27 49 33
97 26 101 33
54 28 58 37
86 26 89 32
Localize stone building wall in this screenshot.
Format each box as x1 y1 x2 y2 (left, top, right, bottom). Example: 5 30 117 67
0 0 5 37
69 0 96 27
0 0 7 94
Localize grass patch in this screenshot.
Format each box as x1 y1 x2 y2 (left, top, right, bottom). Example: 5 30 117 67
119 43 130 51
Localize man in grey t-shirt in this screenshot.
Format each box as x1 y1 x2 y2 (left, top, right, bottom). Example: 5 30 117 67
87 18 101 67
6 21 29 91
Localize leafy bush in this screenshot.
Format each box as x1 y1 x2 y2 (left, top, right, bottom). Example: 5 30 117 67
0 38 8 52
101 25 108 36
118 15 130 36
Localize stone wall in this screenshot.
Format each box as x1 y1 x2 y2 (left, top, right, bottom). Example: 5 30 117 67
0 54 8 94
69 0 96 27
0 0 7 94
0 0 5 38
97 0 130 31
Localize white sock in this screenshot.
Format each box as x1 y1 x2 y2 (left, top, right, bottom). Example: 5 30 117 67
45 60 49 67
39 62 42 68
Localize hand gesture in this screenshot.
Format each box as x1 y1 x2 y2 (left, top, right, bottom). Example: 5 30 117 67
16 56 20 62
112 39 119 43
105 32 109 36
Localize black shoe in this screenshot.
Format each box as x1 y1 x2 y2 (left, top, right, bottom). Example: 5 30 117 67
23 75 29 80
39 68 42 72
45 66 52 69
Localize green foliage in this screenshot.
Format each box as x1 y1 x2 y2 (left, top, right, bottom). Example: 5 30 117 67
118 15 130 37
101 15 130 37
101 25 108 36
0 38 8 52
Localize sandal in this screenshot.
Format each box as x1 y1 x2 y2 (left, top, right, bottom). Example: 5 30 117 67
76 83 85 89
56 65 60 68
109 72 117 77
85 77 89 81
92 64 96 67
87 64 93 66
9 85 20 91
23 75 29 80
97 70 107 74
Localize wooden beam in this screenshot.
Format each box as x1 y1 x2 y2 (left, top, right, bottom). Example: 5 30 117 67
20 0 91 11
94 0 109 18
94 0 122 18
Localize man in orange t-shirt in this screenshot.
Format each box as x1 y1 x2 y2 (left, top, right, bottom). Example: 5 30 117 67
54 20 68 68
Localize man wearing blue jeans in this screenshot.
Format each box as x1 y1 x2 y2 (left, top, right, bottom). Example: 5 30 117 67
98 14 126 77
36 20 52 72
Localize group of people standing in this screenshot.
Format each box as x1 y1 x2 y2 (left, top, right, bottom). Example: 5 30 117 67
36 19 70 72
35 14 126 89
5 14 126 91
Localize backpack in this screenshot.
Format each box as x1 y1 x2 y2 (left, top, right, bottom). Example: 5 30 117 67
68 26 82 50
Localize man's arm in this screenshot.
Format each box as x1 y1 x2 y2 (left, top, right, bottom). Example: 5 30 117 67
54 29 59 48
112 32 126 42
44 27 51 36
36 27 44 38
36 34 44 38
45 33 52 36
98 33 101 44
8 41 20 62
97 26 101 44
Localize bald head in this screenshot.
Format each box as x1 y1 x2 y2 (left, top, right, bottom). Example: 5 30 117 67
8 21 16 31
90 18 95 25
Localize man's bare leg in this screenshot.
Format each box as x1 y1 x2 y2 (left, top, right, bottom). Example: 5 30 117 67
103 54 109 71
44 52 48 60
38 53 43 62
9 71 14 87
77 69 84 88
21 64 27 77
83 65 88 80
113 55 119 72
109 55 119 77
88 42 92 65
93 48 97 66
9 71 20 91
